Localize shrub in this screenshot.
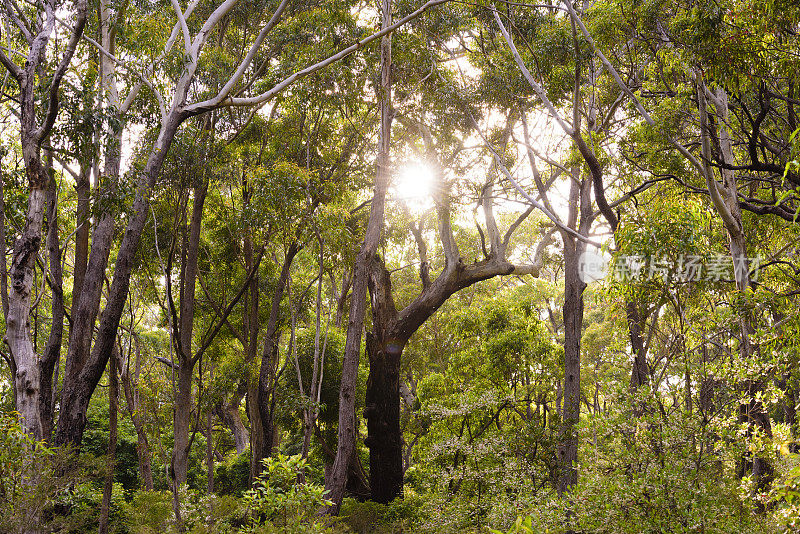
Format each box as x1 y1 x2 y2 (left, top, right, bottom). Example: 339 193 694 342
215 452 252 497
181 488 242 533
0 412 86 533
122 490 174 534
240 454 333 531
338 493 423 534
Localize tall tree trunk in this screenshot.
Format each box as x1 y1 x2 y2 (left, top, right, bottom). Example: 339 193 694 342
363 331 403 503
557 238 585 494
55 110 185 448
325 0 393 513
120 340 154 489
696 79 772 491
172 364 193 487
335 269 352 328
2 0 86 442
7 74 52 441
238 181 265 480
0 154 8 321
8 138 49 439
301 237 328 460
0 161 11 409
99 350 118 534
247 380 265 482
172 176 208 487
556 173 590 496
626 302 649 393
62 0 125 402
218 381 249 454
72 165 91 309
206 408 214 493
40 153 64 440
257 242 301 471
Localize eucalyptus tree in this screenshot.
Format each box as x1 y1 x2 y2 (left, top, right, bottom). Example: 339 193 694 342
325 0 560 507
41 0 447 449
0 0 447 450
327 0 396 511
0 0 87 439
476 2 625 496
560 0 800 491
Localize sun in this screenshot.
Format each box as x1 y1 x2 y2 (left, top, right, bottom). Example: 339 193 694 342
393 162 436 212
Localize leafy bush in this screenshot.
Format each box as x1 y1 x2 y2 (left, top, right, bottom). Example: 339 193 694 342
215 452 252 497
53 480 127 533
338 493 424 534
490 516 536 534
769 453 800 533
181 488 242 533
122 490 174 534
339 499 389 533
0 412 86 533
240 454 333 531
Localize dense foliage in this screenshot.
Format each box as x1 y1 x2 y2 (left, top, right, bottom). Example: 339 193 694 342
1 0 799 532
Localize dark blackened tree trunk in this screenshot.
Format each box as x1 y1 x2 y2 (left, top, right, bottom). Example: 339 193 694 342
364 264 403 504
350 96 555 504
247 381 265 481
364 334 403 503
626 302 649 393
362 173 553 503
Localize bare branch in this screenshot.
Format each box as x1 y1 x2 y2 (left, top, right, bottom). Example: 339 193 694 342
194 244 266 363
695 73 739 232
185 0 449 113
197 0 291 109
0 42 21 79
520 113 560 221
170 0 192 55
493 7 574 136
502 205 534 251
468 113 601 247
35 0 87 142
511 227 555 276
2 0 32 44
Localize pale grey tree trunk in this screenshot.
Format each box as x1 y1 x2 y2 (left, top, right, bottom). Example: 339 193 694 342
697 81 772 490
